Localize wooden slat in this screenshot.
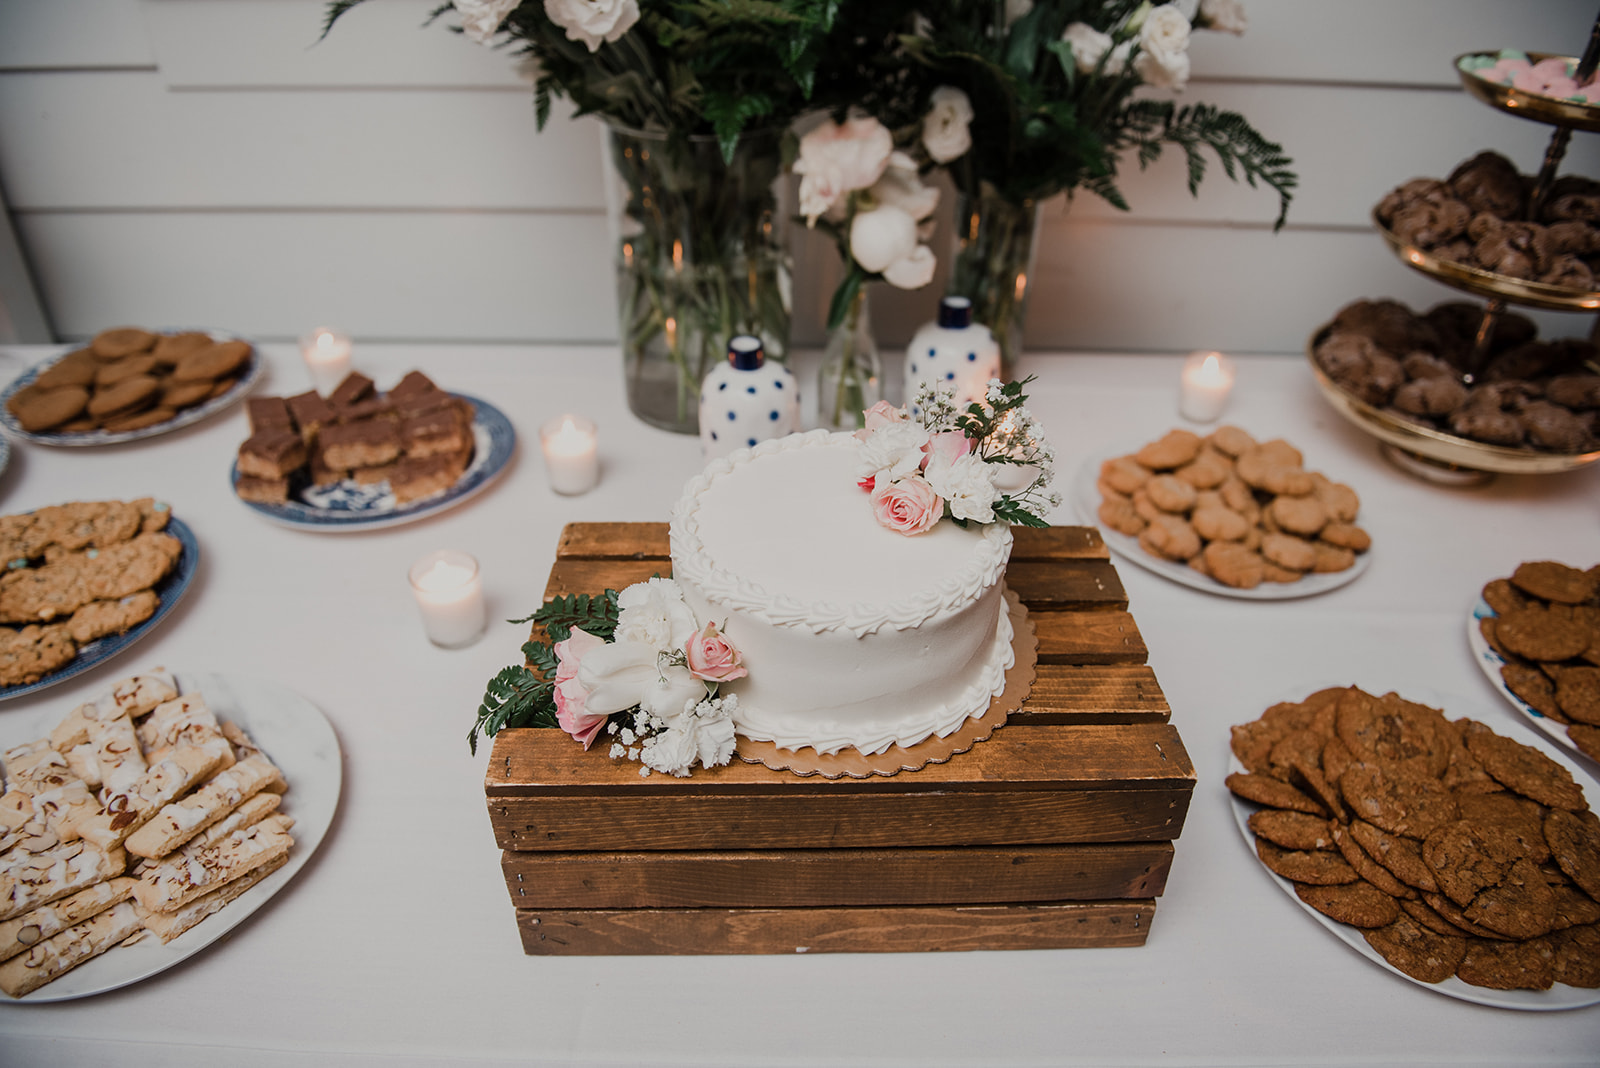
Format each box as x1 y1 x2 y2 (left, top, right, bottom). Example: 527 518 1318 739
556 522 669 560
1005 560 1125 610
543 559 670 602
1033 610 1147 664
1009 525 1107 561
515 901 1156 954
1016 665 1171 725
501 843 1173 909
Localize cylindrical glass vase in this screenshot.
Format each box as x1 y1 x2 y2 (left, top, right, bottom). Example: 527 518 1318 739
817 287 881 430
948 183 1043 376
606 124 792 434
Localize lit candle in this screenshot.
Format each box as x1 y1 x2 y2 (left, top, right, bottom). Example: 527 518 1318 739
1179 350 1235 423
540 414 600 495
299 327 352 396
408 550 485 648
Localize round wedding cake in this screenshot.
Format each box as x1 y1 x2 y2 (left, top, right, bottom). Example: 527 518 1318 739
669 429 1014 755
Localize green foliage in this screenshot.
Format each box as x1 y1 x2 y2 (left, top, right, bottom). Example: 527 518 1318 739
469 665 555 755
515 590 621 645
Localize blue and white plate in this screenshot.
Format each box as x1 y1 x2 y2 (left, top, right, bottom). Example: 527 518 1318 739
231 394 515 531
0 331 264 446
0 513 199 702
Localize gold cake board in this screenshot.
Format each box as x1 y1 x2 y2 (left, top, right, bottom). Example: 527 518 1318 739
485 523 1194 955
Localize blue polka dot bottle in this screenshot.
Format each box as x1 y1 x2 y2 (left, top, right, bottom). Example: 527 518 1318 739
699 335 800 460
904 296 1001 413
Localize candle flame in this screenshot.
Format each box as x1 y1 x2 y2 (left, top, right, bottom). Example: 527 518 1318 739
1014 273 1028 303
672 241 683 270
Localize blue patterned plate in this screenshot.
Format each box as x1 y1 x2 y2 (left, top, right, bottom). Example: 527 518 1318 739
0 513 199 702
231 395 515 531
0 332 264 446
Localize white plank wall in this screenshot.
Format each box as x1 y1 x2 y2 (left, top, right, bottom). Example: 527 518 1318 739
0 0 1597 352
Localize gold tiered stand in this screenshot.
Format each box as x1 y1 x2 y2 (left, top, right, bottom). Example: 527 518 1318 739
1308 26 1600 482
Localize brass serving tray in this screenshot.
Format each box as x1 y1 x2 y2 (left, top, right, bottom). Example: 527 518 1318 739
1373 211 1600 313
1456 52 1600 134
1305 323 1600 475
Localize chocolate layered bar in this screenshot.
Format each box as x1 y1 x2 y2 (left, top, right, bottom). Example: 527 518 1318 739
318 418 402 469
236 427 306 480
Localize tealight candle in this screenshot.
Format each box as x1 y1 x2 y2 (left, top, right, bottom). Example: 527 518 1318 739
1179 350 1236 423
300 327 352 396
408 550 485 648
540 414 600 495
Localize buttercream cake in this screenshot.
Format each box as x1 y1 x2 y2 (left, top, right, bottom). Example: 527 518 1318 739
669 429 1014 756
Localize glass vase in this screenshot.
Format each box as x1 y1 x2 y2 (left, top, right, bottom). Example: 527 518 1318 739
606 123 792 434
817 287 881 430
949 183 1044 376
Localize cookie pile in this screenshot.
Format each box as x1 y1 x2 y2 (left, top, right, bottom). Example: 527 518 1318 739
0 500 181 688
5 328 253 436
1479 560 1600 762
1228 686 1599 991
1375 151 1600 292
1096 426 1370 590
1313 298 1600 454
0 671 293 996
235 370 475 506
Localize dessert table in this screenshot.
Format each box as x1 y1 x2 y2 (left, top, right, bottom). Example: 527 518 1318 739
0 339 1596 1066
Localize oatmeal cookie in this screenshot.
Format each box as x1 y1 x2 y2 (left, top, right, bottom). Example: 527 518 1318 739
1465 723 1587 810
1248 810 1335 852
1226 771 1327 815
1555 667 1600 726
1293 879 1400 928
64 591 160 644
1544 809 1600 901
1256 838 1359 885
1550 924 1600 988
1363 914 1467 983
1455 936 1555 990
1349 820 1439 893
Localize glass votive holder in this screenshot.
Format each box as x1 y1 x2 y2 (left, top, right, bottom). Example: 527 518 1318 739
408 550 486 649
300 327 352 396
1178 350 1236 423
540 414 600 495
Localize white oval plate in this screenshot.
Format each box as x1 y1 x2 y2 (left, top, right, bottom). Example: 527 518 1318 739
0 670 341 1002
1227 683 1600 1010
1072 445 1370 600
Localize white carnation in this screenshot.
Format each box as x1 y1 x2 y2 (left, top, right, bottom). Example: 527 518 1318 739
921 86 974 164
640 724 700 777
1062 22 1113 72
542 0 640 53
455 0 520 44
614 577 698 651
923 453 999 525
1138 4 1192 55
857 421 931 482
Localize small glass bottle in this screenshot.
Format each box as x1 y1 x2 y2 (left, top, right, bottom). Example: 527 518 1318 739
698 335 800 460
817 287 882 430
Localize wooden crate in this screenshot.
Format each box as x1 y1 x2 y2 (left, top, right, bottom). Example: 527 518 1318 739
486 523 1194 955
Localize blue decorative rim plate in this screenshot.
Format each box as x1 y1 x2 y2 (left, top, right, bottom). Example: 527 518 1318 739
0 332 264 446
0 513 199 702
230 394 515 531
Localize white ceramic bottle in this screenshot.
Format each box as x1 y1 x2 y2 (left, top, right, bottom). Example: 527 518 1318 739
904 296 1001 413
699 335 800 459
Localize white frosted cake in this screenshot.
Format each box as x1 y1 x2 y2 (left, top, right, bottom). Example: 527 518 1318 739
669 429 1015 756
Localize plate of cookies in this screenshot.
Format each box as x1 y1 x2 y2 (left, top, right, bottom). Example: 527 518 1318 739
1227 685 1600 1008
0 668 341 1001
0 327 263 446
0 500 197 701
229 370 515 531
1073 426 1372 599
1469 560 1600 766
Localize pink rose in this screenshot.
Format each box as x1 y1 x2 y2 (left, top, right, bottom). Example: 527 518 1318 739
871 476 944 536
553 628 609 748
921 431 972 470
854 400 907 442
684 622 747 682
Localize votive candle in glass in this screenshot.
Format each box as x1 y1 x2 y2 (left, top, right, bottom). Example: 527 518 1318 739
540 415 600 495
408 550 485 648
1179 350 1235 423
300 327 353 395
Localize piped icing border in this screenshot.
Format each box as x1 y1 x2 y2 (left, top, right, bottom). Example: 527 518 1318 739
669 430 1013 638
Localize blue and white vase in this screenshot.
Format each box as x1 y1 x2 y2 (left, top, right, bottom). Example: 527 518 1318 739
905 296 1002 413
699 335 800 459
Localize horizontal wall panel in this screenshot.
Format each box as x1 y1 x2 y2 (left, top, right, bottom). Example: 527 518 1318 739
136 0 1599 90
15 210 616 343
144 0 527 88
0 0 154 70
0 72 605 211
16 209 1584 352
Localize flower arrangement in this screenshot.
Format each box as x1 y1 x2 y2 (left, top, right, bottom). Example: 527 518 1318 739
472 578 747 777
855 376 1059 533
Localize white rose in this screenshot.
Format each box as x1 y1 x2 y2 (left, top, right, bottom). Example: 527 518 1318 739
870 153 939 222
614 577 699 651
849 205 917 275
882 245 936 290
542 0 640 54
1138 4 1192 57
1197 0 1246 34
1135 45 1191 89
857 420 932 483
1062 23 1113 73
921 86 974 164
455 0 521 44
794 116 895 224
923 453 999 525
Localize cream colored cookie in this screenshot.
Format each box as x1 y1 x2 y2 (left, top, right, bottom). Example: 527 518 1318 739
1145 474 1198 514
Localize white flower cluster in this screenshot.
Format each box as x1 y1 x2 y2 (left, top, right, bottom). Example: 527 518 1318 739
609 694 738 778
1061 0 1245 92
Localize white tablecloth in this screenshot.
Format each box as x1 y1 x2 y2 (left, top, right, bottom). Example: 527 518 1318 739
0 341 1596 1067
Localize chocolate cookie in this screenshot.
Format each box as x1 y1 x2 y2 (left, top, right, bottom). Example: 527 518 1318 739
1363 914 1467 983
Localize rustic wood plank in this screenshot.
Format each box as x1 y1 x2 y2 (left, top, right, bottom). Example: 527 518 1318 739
1015 665 1171 725
556 522 668 560
501 843 1173 909
543 559 671 603
515 901 1156 954
1033 609 1147 664
1005 560 1125 610
1010 525 1108 561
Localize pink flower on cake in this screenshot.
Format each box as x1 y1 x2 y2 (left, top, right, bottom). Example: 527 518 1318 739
855 400 908 442
685 622 747 682
871 476 943 536
552 627 609 748
922 430 972 470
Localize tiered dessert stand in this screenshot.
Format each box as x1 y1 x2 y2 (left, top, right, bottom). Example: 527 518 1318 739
1309 24 1600 483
